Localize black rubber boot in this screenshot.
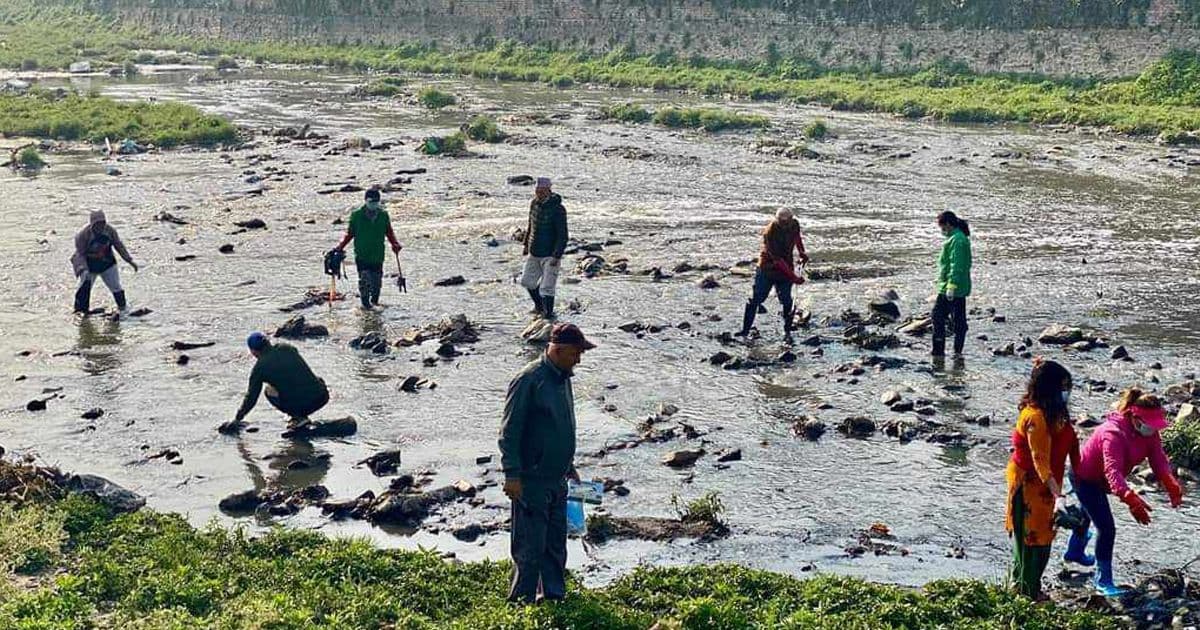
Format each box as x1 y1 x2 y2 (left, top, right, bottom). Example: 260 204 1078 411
931 336 947 358
782 309 795 344
113 290 127 311
735 303 757 336
527 288 544 315
73 283 92 314
542 295 556 320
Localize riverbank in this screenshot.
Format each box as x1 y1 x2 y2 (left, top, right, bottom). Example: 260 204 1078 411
0 460 1116 629
4 3 1200 143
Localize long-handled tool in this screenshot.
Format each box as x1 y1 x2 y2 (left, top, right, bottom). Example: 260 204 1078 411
324 249 347 306
394 250 407 293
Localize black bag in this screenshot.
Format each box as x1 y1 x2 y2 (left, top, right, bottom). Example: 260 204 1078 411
324 249 346 278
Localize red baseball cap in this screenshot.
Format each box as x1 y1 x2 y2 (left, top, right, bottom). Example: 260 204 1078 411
550 323 595 350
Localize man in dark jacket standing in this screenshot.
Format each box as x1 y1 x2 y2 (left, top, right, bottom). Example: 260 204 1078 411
520 178 568 319
499 323 595 604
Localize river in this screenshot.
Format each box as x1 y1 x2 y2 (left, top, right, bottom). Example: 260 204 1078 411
2 66 1199 586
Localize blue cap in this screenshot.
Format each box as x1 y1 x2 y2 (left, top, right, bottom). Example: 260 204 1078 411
246 332 269 351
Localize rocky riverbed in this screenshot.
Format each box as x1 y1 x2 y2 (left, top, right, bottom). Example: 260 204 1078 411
1 66 1199 592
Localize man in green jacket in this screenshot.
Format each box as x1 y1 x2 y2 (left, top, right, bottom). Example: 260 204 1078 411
334 188 402 309
932 211 973 358
499 323 595 604
219 333 329 434
520 178 568 319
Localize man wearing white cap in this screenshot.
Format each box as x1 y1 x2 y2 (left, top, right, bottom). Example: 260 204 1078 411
71 210 139 314
520 177 568 319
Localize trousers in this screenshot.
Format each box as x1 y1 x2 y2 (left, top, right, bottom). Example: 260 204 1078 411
508 480 568 603
520 256 561 297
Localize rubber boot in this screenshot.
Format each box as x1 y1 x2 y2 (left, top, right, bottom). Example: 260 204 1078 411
931 335 947 358
526 288 544 316
1063 529 1095 567
542 295 555 320
782 309 795 344
73 283 92 314
735 303 756 337
1094 560 1126 597
113 290 127 312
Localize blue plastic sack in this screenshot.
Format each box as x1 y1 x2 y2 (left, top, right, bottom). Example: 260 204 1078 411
566 499 586 536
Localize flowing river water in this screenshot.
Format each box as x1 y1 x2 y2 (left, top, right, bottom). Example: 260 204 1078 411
2 67 1200 587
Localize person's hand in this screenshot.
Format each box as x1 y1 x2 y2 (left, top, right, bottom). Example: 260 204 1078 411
945 286 957 300
130 261 140 272
503 478 523 501
1047 478 1063 499
566 468 581 483
799 254 810 266
392 243 403 253
1120 490 1153 525
1163 475 1185 508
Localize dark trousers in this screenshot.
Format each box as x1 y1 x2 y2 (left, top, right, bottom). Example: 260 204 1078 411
265 381 329 421
750 269 794 314
1075 479 1116 564
1010 486 1051 598
931 294 967 356
508 480 568 603
356 261 383 307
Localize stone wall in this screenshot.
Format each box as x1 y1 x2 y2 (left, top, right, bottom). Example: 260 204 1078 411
97 0 1200 77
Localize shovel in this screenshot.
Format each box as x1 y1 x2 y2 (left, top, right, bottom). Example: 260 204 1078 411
394 250 407 293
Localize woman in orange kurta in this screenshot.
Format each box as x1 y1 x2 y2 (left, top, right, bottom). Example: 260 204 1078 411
1006 359 1080 599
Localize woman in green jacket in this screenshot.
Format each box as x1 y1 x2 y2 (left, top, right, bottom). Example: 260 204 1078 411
932 211 972 358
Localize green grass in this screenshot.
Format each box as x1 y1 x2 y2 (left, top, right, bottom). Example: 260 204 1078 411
361 75 406 97
417 87 457 110
804 119 830 139
0 90 237 147
600 103 767 131
465 115 506 143
419 131 468 155
672 491 727 527
14 146 47 169
0 482 1113 630
3 2 1200 140
1164 415 1200 470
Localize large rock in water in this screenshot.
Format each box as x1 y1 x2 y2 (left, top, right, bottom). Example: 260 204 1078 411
368 485 465 526
281 417 357 439
66 474 145 513
275 316 329 339
868 298 901 322
1038 324 1086 345
661 449 705 468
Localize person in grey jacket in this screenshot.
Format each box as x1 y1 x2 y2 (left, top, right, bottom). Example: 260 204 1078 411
71 210 139 314
499 322 595 604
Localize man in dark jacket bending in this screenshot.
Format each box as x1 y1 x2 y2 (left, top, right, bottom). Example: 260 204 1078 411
499 323 595 603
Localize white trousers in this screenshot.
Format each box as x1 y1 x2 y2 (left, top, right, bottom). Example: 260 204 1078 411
520 256 560 297
78 265 122 293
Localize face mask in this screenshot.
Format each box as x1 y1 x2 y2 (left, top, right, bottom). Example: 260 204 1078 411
365 201 381 213
1135 421 1156 437
1060 391 1070 405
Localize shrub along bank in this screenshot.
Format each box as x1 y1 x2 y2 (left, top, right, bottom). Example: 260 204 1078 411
4 2 1200 142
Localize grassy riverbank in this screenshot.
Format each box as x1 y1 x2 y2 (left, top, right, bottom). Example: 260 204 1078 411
0 463 1110 629
5 3 1200 142
0 90 237 147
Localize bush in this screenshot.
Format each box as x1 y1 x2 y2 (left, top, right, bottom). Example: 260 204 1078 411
672 491 726 527
1132 49 1200 106
465 115 506 142
803 119 829 140
600 102 652 123
0 503 66 576
362 76 405 97
20 58 38 71
214 55 238 70
15 146 46 169
417 86 456 109
1163 415 1200 470
419 131 468 155
121 60 138 76
653 107 769 132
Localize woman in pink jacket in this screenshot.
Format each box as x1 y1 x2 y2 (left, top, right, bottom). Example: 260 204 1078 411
1069 388 1184 596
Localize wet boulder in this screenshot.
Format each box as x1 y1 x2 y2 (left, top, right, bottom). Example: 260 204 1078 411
507 175 535 186
586 514 727 544
662 449 705 468
794 417 827 440
838 416 877 438
1178 403 1200 425
281 417 357 439
357 450 402 476
433 275 466 287
1111 345 1131 361
708 351 734 366
868 297 901 323
880 391 903 407
274 316 329 339
219 244 235 254
367 485 466 527
81 408 104 420
577 255 605 278
898 317 932 336
219 490 265 513
716 448 743 463
66 474 145 513
234 218 267 230
522 318 554 343
1038 324 1086 345
349 332 389 354
26 399 47 412
698 275 720 289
